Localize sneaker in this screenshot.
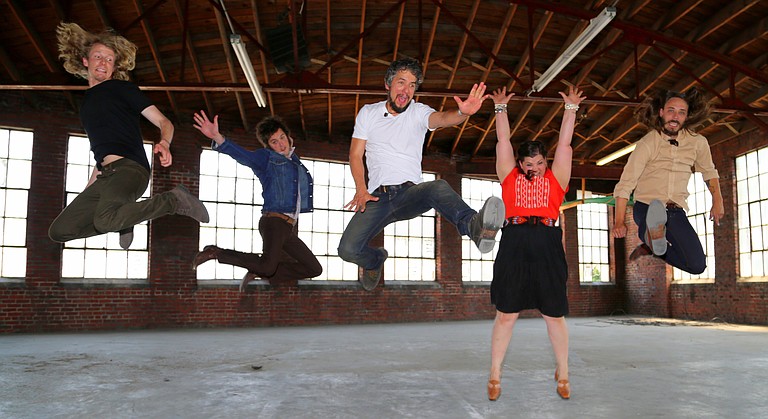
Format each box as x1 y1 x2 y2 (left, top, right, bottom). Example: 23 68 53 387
470 196 505 253
118 227 134 250
170 184 210 223
361 248 388 291
645 199 667 256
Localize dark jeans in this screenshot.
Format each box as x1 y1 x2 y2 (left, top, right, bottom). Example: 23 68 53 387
633 201 706 274
49 158 176 242
217 216 322 280
338 179 476 270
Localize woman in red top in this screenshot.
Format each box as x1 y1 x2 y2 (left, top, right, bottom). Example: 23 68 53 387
486 86 584 401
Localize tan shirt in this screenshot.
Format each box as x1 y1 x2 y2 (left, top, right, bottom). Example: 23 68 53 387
613 130 719 212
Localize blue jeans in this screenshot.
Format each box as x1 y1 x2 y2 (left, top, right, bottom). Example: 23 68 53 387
338 179 476 270
633 202 706 274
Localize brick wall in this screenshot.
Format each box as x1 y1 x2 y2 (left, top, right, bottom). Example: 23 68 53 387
1 99 764 332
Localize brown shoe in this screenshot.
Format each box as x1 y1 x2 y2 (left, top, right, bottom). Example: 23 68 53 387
360 248 388 291
240 271 259 292
192 245 221 269
555 368 570 400
645 199 667 255
487 379 501 401
628 243 652 261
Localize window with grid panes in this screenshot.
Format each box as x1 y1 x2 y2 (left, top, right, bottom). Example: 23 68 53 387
673 173 715 282
61 136 152 281
197 152 360 282
0 128 32 281
736 148 768 281
302 159 359 282
577 191 610 283
461 177 501 282
197 148 264 281
383 173 437 282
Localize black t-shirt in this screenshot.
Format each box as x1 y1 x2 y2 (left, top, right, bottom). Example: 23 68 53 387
80 79 153 171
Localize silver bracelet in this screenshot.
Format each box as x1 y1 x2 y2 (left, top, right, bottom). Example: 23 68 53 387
564 103 579 111
458 109 466 117
494 103 508 114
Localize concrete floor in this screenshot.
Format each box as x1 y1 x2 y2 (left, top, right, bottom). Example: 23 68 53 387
1 316 766 419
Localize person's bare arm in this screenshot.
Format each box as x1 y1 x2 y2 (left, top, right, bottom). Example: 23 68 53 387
491 87 516 182
428 83 489 129
706 178 724 226
551 86 585 189
142 105 174 167
344 138 378 212
612 197 629 238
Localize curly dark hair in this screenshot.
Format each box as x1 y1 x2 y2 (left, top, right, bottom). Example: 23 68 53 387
634 88 712 133
56 22 137 81
384 58 424 89
255 116 292 148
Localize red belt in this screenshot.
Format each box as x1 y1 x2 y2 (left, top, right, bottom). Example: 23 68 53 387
263 212 297 226
506 216 557 227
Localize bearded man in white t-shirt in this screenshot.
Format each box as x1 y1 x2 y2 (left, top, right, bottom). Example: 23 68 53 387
338 58 505 291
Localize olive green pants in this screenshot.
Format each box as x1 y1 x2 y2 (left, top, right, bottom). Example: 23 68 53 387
49 158 176 242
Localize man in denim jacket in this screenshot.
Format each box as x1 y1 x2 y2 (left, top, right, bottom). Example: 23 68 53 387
192 112 322 291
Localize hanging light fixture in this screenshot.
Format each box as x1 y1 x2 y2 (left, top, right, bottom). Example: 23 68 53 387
528 7 616 95
596 143 636 166
221 1 267 107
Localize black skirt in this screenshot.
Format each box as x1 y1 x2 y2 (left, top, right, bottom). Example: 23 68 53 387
490 222 569 317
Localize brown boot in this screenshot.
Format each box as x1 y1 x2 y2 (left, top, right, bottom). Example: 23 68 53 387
628 243 653 261
192 245 221 269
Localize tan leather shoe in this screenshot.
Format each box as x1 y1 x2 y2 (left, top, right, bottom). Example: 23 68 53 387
555 369 570 400
487 379 501 401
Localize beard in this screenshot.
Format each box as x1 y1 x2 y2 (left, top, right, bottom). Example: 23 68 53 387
387 96 411 114
660 117 682 137
662 125 680 137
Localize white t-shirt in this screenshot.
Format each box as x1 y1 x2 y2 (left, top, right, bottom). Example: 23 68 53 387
352 100 435 192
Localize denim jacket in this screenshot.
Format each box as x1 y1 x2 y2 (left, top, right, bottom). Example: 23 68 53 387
212 139 313 213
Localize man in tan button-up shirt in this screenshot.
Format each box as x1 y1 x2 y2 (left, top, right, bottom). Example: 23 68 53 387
612 89 724 274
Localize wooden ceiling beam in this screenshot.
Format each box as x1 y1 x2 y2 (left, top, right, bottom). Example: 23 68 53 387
693 0 762 42
7 0 59 73
314 0 407 77
431 0 527 88
0 45 22 82
131 0 180 119
172 0 213 115
354 0 368 116
525 1 609 143
424 0 480 152
420 1 442 79
326 0 334 139
468 3 518 158
213 3 249 130
671 17 768 95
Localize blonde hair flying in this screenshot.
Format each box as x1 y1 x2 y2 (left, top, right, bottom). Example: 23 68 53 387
56 22 138 81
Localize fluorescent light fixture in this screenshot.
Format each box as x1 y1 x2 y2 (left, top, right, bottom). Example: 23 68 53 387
529 7 616 94
230 34 267 107
596 143 636 166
